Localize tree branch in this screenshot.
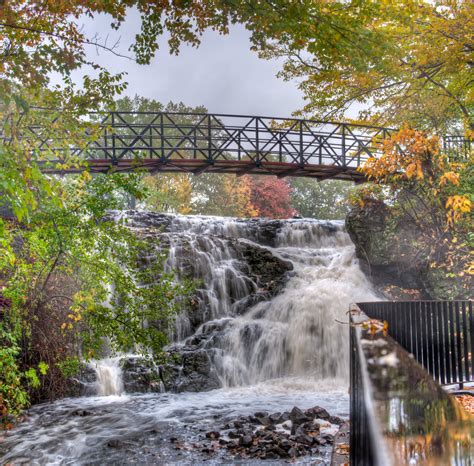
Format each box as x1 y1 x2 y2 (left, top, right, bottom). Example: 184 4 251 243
0 22 135 61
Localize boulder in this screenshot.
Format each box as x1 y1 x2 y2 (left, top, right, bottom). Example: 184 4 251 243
120 357 163 393
161 349 221 392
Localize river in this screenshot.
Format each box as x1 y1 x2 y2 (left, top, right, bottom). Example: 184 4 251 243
0 214 379 465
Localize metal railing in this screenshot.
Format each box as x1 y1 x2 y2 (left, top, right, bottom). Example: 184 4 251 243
358 300 473 386
4 111 472 178
350 301 474 466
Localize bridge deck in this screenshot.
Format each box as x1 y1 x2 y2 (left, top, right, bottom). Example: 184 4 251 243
41 158 365 181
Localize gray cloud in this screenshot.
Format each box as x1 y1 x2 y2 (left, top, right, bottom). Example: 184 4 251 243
74 11 304 117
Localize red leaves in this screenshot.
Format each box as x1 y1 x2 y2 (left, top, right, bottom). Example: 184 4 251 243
249 176 296 219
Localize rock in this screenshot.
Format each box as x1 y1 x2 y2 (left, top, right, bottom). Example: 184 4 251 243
161 349 221 393
289 406 309 425
288 447 298 457
106 439 122 448
329 415 344 425
239 435 253 447
269 412 281 423
306 406 330 420
195 406 342 462
345 202 471 299
66 364 97 397
70 409 93 417
316 436 328 446
120 357 162 393
255 415 271 426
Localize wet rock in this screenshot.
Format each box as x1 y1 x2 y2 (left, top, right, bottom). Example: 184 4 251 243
106 439 122 448
255 415 271 426
239 435 253 447
289 406 310 425
66 364 97 397
161 349 221 393
306 406 330 420
195 406 343 461
277 412 290 423
236 241 292 296
329 415 344 425
70 409 93 417
120 357 162 393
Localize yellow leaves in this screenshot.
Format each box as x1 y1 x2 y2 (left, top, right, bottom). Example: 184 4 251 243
439 171 460 186
467 261 474 276
360 129 441 184
446 195 471 213
405 160 423 180
80 171 92 183
445 195 472 227
361 319 389 337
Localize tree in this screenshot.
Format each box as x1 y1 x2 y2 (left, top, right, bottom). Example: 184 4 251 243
75 0 469 132
350 128 473 297
0 4 197 426
290 178 353 219
249 176 295 219
143 174 193 214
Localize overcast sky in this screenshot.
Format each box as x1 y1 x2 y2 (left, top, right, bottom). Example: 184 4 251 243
74 11 304 117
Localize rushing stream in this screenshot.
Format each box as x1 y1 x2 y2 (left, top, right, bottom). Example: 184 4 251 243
0 214 379 465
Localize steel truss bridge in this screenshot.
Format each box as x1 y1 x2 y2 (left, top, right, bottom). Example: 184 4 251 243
20 112 471 181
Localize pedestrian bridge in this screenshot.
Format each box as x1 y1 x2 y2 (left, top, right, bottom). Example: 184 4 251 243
22 112 470 181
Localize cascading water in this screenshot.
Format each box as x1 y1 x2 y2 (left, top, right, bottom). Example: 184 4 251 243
91 358 124 396
0 213 379 465
215 223 368 386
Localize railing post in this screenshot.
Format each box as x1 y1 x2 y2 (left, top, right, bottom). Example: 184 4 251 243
255 117 260 167
208 114 212 163
299 121 304 168
111 112 117 165
342 124 346 168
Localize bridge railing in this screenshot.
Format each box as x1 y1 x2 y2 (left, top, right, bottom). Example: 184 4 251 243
4 110 471 177
18 112 394 168
350 301 474 466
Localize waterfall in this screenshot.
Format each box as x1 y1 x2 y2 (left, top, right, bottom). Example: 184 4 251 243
93 212 379 392
215 224 374 385
91 358 124 396
0 213 380 465
120 212 379 388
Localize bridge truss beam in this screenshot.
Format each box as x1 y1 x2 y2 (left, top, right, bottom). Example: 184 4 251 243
13 112 472 181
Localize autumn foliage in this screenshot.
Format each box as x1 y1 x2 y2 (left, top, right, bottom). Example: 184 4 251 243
352 128 473 294
249 176 295 219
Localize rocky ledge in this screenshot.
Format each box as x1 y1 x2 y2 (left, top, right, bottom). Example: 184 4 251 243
174 405 343 461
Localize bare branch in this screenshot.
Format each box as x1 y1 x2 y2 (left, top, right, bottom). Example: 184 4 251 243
0 22 135 61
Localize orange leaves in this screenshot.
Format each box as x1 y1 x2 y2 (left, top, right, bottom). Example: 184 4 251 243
361 319 388 337
222 175 259 218
361 128 440 184
439 171 460 186
405 160 423 180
